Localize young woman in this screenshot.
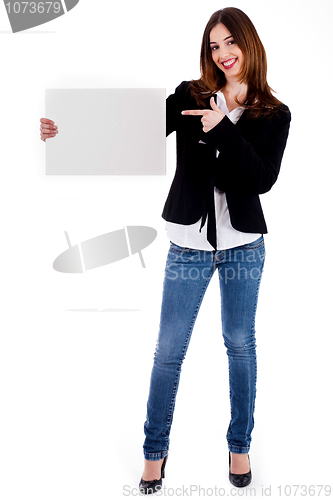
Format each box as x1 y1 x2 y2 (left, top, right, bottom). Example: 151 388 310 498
138 7 291 494
40 7 291 492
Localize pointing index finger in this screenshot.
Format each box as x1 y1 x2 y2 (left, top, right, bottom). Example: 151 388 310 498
181 109 209 116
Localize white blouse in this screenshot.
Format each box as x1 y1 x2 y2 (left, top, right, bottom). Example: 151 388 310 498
165 90 261 250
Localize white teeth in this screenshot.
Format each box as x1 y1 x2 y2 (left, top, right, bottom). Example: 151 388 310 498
223 58 236 67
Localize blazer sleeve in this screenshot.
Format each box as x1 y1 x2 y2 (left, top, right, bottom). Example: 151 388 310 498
166 81 190 136
204 106 291 194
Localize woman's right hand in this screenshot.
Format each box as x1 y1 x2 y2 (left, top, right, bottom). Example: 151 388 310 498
40 118 58 142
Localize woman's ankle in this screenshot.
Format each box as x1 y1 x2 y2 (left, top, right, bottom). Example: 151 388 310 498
142 458 164 481
230 452 250 474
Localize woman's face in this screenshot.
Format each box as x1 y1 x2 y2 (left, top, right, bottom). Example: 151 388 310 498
209 23 244 78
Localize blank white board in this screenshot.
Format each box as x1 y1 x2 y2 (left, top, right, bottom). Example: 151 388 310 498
45 88 166 175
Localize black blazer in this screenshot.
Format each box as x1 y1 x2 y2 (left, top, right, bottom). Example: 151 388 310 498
162 80 291 249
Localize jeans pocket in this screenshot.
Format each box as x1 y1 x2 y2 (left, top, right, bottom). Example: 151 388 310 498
241 235 264 251
169 241 190 253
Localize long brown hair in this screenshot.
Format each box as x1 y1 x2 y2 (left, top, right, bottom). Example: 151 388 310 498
189 8 284 118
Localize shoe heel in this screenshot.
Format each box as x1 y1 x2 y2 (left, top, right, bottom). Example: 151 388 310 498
161 454 168 478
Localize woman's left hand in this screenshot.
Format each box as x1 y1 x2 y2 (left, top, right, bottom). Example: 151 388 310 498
181 97 225 133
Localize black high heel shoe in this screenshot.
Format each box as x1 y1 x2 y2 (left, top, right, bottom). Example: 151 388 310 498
139 455 168 494
229 452 252 488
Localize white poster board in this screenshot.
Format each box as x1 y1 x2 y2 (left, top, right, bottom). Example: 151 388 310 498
45 88 166 175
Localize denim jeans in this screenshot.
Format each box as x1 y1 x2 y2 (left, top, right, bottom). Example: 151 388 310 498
143 236 265 460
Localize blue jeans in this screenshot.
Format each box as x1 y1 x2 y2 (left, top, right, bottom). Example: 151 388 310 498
143 236 265 460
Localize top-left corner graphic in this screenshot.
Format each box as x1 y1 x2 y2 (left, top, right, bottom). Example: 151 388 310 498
3 0 79 33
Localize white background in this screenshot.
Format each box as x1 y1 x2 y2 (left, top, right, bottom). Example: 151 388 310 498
0 0 332 498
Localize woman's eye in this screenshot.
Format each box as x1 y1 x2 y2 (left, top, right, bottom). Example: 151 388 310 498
211 46 218 51
227 40 235 45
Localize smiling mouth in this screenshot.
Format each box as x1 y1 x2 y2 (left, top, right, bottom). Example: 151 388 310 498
222 58 237 69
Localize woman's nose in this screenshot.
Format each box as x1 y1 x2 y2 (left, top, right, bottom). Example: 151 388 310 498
219 47 230 61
